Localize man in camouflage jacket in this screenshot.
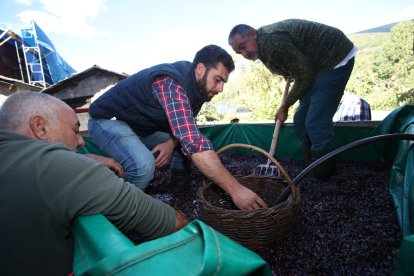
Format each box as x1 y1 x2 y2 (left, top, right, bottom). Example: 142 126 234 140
228 19 357 179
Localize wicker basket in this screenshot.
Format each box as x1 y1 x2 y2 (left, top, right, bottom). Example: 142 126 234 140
197 143 300 252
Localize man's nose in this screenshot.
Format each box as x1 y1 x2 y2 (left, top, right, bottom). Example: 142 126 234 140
240 50 248 58
78 135 85 148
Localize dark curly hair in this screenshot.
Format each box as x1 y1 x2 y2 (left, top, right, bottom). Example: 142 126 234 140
193 44 235 73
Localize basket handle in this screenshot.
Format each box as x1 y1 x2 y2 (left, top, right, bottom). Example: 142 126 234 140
203 143 299 200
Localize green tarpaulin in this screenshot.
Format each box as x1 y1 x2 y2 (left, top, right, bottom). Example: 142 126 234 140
198 121 383 161
73 215 271 275
375 106 414 276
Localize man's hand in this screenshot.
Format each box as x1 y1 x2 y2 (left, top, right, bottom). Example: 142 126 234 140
84 153 124 177
230 185 268 210
151 138 177 168
191 150 268 210
173 210 189 232
275 104 289 125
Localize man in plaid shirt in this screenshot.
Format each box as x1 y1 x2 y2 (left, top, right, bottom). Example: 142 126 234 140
88 45 267 210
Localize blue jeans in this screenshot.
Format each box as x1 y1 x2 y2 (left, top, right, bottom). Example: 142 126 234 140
293 58 355 150
88 119 191 190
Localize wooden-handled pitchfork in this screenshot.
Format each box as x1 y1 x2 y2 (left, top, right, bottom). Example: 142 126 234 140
256 78 291 176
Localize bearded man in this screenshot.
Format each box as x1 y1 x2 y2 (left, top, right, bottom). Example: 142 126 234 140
88 44 267 210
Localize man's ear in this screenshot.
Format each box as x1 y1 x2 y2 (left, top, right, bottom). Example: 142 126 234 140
249 29 257 39
195 63 206 80
29 115 48 140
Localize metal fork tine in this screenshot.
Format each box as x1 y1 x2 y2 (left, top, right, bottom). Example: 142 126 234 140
255 162 281 177
270 165 281 177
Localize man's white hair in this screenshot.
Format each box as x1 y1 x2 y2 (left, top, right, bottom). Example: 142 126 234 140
0 92 62 131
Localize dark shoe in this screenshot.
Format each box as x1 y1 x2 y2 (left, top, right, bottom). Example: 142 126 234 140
311 149 336 180
169 171 192 193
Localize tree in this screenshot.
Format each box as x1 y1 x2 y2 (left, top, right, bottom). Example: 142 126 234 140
197 102 223 123
373 20 414 107
240 59 287 120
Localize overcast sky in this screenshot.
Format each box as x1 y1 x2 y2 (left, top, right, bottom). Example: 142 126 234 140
1 0 414 74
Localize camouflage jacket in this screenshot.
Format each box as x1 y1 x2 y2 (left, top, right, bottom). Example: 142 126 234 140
257 19 354 106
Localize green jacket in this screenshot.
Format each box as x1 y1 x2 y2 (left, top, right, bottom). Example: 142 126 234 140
0 130 175 275
257 19 354 106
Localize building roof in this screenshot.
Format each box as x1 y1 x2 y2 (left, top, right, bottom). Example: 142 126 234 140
41 65 127 108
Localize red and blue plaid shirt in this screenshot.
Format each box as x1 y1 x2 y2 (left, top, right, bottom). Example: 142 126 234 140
152 76 213 156
333 93 372 122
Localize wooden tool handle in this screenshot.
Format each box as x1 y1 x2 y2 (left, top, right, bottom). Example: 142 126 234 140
268 120 282 157
268 78 291 156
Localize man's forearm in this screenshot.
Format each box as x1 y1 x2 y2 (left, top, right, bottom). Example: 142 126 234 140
191 150 239 194
192 150 268 210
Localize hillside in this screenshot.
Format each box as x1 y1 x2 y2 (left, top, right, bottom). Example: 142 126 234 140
348 33 387 52
354 22 398 34
348 19 414 52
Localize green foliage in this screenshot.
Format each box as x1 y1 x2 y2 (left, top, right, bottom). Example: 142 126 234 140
197 102 224 123
348 33 387 49
209 54 289 121
348 20 414 109
241 60 284 120
374 21 414 107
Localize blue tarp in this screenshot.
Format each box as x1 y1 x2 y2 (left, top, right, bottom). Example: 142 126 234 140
20 20 76 85
2 20 75 85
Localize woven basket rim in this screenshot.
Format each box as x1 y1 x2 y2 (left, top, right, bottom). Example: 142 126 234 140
196 176 301 250
203 143 299 199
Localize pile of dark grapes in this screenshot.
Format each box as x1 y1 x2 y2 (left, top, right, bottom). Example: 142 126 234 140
141 153 401 274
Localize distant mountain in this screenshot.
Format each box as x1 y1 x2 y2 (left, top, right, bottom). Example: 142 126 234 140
355 23 397 34
354 19 414 34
